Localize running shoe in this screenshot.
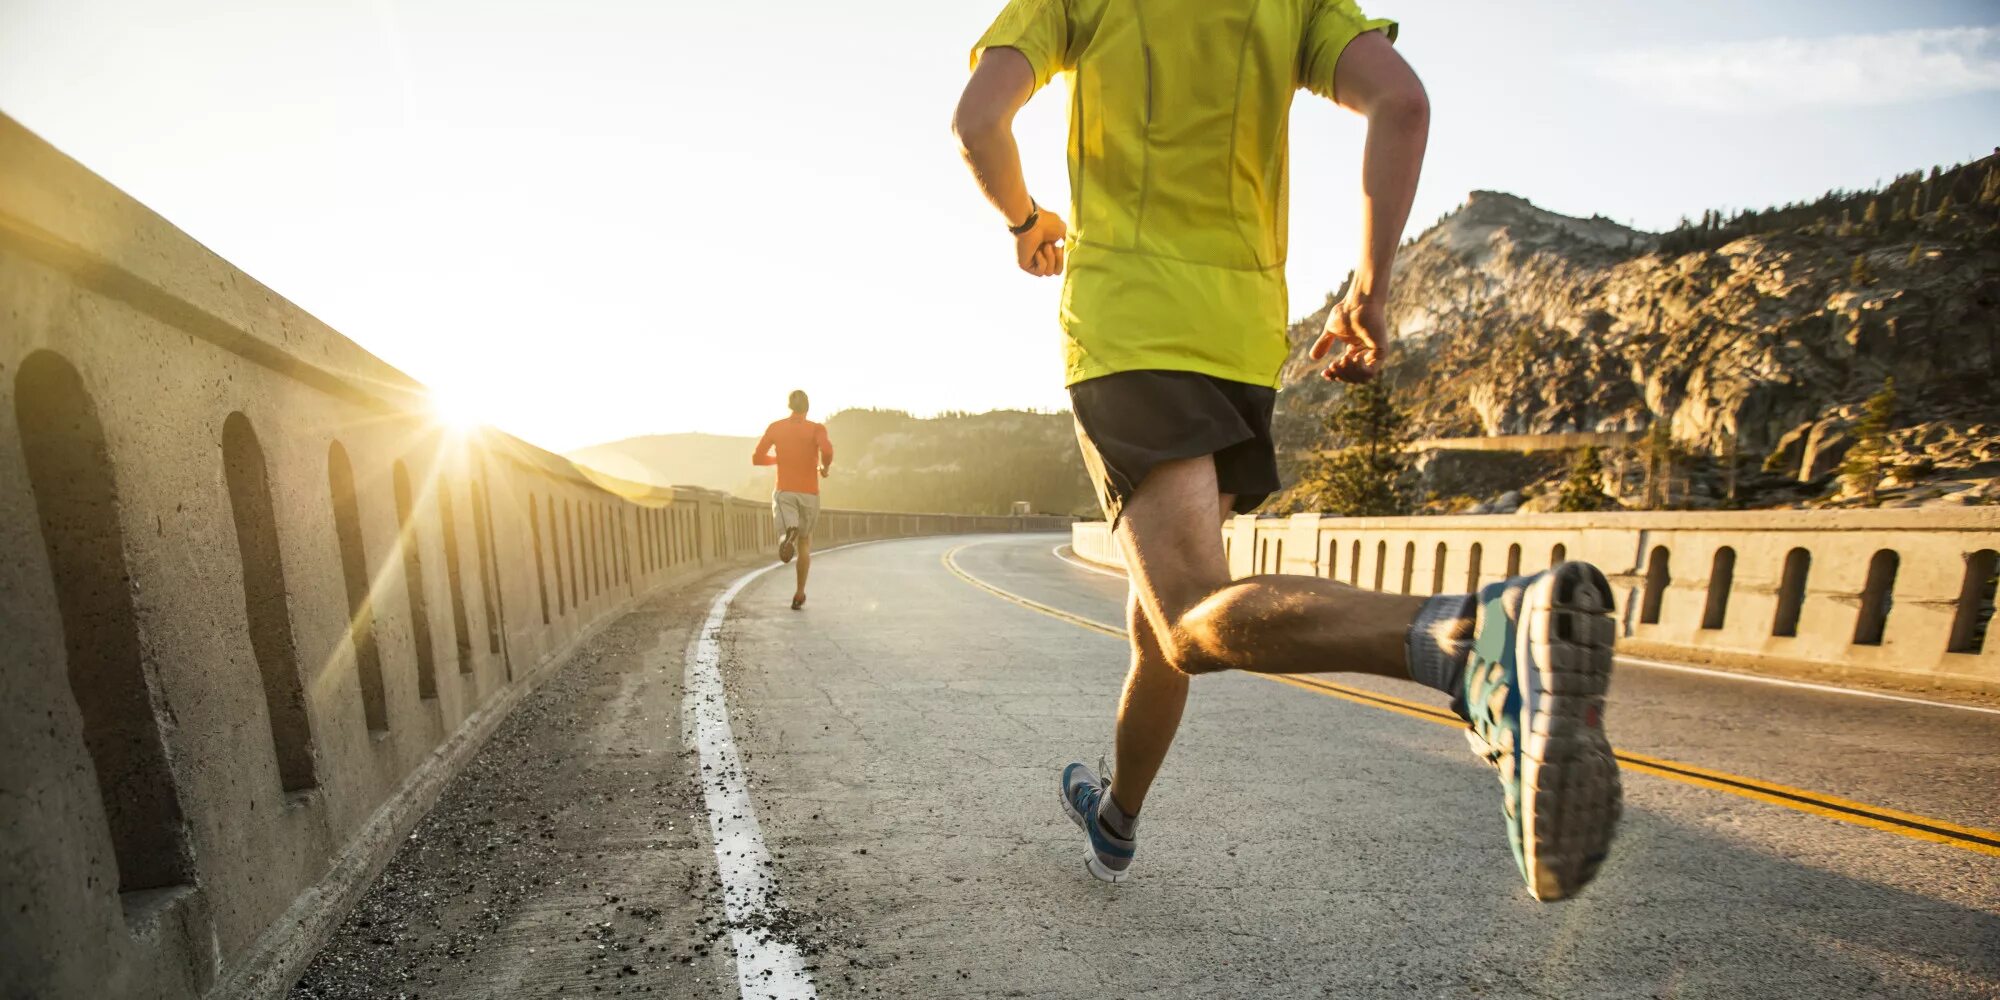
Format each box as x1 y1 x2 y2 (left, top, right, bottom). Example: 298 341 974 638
1462 561 1622 901
778 527 797 564
1060 761 1135 884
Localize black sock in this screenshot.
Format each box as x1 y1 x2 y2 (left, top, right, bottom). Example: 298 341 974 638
1407 592 1475 704
1097 791 1138 840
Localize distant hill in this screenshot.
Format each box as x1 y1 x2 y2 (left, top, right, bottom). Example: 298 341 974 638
566 432 766 496
567 409 1097 517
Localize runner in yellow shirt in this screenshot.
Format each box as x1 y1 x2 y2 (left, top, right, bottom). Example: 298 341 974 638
955 0 1624 900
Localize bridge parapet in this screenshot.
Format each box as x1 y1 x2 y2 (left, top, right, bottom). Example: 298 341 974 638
1072 508 2000 696
0 113 1067 999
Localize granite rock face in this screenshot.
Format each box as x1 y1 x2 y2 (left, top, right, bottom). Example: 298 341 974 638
1277 174 2000 488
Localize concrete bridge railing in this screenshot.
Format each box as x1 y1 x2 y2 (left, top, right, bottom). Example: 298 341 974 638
1072 509 2000 695
0 113 1067 999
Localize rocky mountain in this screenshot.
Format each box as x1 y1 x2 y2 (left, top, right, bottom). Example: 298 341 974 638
1276 154 2000 509
569 409 1096 517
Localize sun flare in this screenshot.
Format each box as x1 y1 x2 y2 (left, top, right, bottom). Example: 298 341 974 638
427 383 494 432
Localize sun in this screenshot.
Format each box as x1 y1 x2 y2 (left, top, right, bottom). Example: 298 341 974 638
427 383 494 432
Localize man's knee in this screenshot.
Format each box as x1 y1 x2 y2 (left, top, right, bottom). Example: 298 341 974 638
1157 624 1229 676
1152 586 1260 676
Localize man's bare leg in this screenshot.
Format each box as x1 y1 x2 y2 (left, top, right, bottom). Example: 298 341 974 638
1117 455 1426 680
1106 588 1186 818
793 535 812 606
1099 452 1621 901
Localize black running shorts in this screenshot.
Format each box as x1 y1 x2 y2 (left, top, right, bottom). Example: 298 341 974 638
1068 369 1281 526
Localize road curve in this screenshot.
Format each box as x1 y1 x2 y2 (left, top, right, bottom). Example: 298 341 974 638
295 532 2000 1000
722 533 2000 999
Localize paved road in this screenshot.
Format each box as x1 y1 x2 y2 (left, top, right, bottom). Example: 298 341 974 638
299 532 2000 999
729 534 2000 999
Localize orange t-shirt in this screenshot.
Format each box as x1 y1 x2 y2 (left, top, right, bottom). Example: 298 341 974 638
753 415 833 494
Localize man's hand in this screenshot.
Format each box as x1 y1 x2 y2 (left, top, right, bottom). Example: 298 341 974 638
1310 290 1389 383
1015 209 1067 277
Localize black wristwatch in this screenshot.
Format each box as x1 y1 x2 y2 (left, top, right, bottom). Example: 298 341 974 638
1008 199 1040 235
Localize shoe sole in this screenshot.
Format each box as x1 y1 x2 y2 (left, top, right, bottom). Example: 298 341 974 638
1058 774 1131 885
778 533 796 564
1517 561 1622 901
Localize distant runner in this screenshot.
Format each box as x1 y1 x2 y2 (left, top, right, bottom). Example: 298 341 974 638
954 0 1622 899
753 390 834 610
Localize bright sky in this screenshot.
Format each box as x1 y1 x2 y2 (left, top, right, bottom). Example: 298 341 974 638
2 1 1996 451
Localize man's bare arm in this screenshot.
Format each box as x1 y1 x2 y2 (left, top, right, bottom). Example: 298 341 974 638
953 49 1069 277
1310 31 1430 382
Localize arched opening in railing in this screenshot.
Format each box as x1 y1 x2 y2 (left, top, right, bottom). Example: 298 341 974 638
227 413 319 790
1550 543 1567 567
1349 540 1361 586
1323 537 1337 579
470 470 505 667
1432 542 1447 594
328 442 388 733
1505 543 1522 578
468 486 500 652
1702 546 1736 631
389 462 439 698
563 499 580 607
1772 547 1810 637
1373 541 1387 591
548 496 566 616
1640 545 1671 625
527 492 551 625
585 506 599 598
636 505 649 576
1853 549 1899 646
1948 549 1999 654
17 351 194 902
1465 543 1483 593
438 482 474 673
1401 541 1416 594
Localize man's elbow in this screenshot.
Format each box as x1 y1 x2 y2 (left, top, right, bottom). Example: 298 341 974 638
1376 80 1429 130
951 99 1005 151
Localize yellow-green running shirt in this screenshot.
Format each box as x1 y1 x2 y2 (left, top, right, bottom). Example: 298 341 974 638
972 0 1396 388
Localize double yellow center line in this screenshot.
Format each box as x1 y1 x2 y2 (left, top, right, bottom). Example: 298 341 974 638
942 544 2000 859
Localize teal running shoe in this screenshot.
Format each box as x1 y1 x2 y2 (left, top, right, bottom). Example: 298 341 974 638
1060 760 1135 884
1463 561 1622 901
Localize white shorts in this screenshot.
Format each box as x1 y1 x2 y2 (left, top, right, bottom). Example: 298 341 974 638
772 490 820 539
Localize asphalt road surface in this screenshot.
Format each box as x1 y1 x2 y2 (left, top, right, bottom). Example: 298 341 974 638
298 533 2000 1000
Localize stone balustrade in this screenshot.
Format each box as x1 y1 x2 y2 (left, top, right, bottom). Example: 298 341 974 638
1071 508 2000 694
0 112 1066 998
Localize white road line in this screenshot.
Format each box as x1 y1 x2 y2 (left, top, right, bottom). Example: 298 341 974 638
1614 655 2000 717
682 562 817 1000
1051 542 1126 578
1036 542 2000 718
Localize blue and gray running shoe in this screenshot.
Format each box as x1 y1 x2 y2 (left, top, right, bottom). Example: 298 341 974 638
1463 561 1622 901
1060 761 1135 883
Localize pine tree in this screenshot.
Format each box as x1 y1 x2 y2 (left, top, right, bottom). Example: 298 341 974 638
1840 378 1897 505
1862 198 1883 230
1556 447 1613 512
1642 421 1676 509
1299 381 1412 516
1850 254 1875 285
1980 166 2000 207
1935 193 1957 225
1907 243 1924 268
